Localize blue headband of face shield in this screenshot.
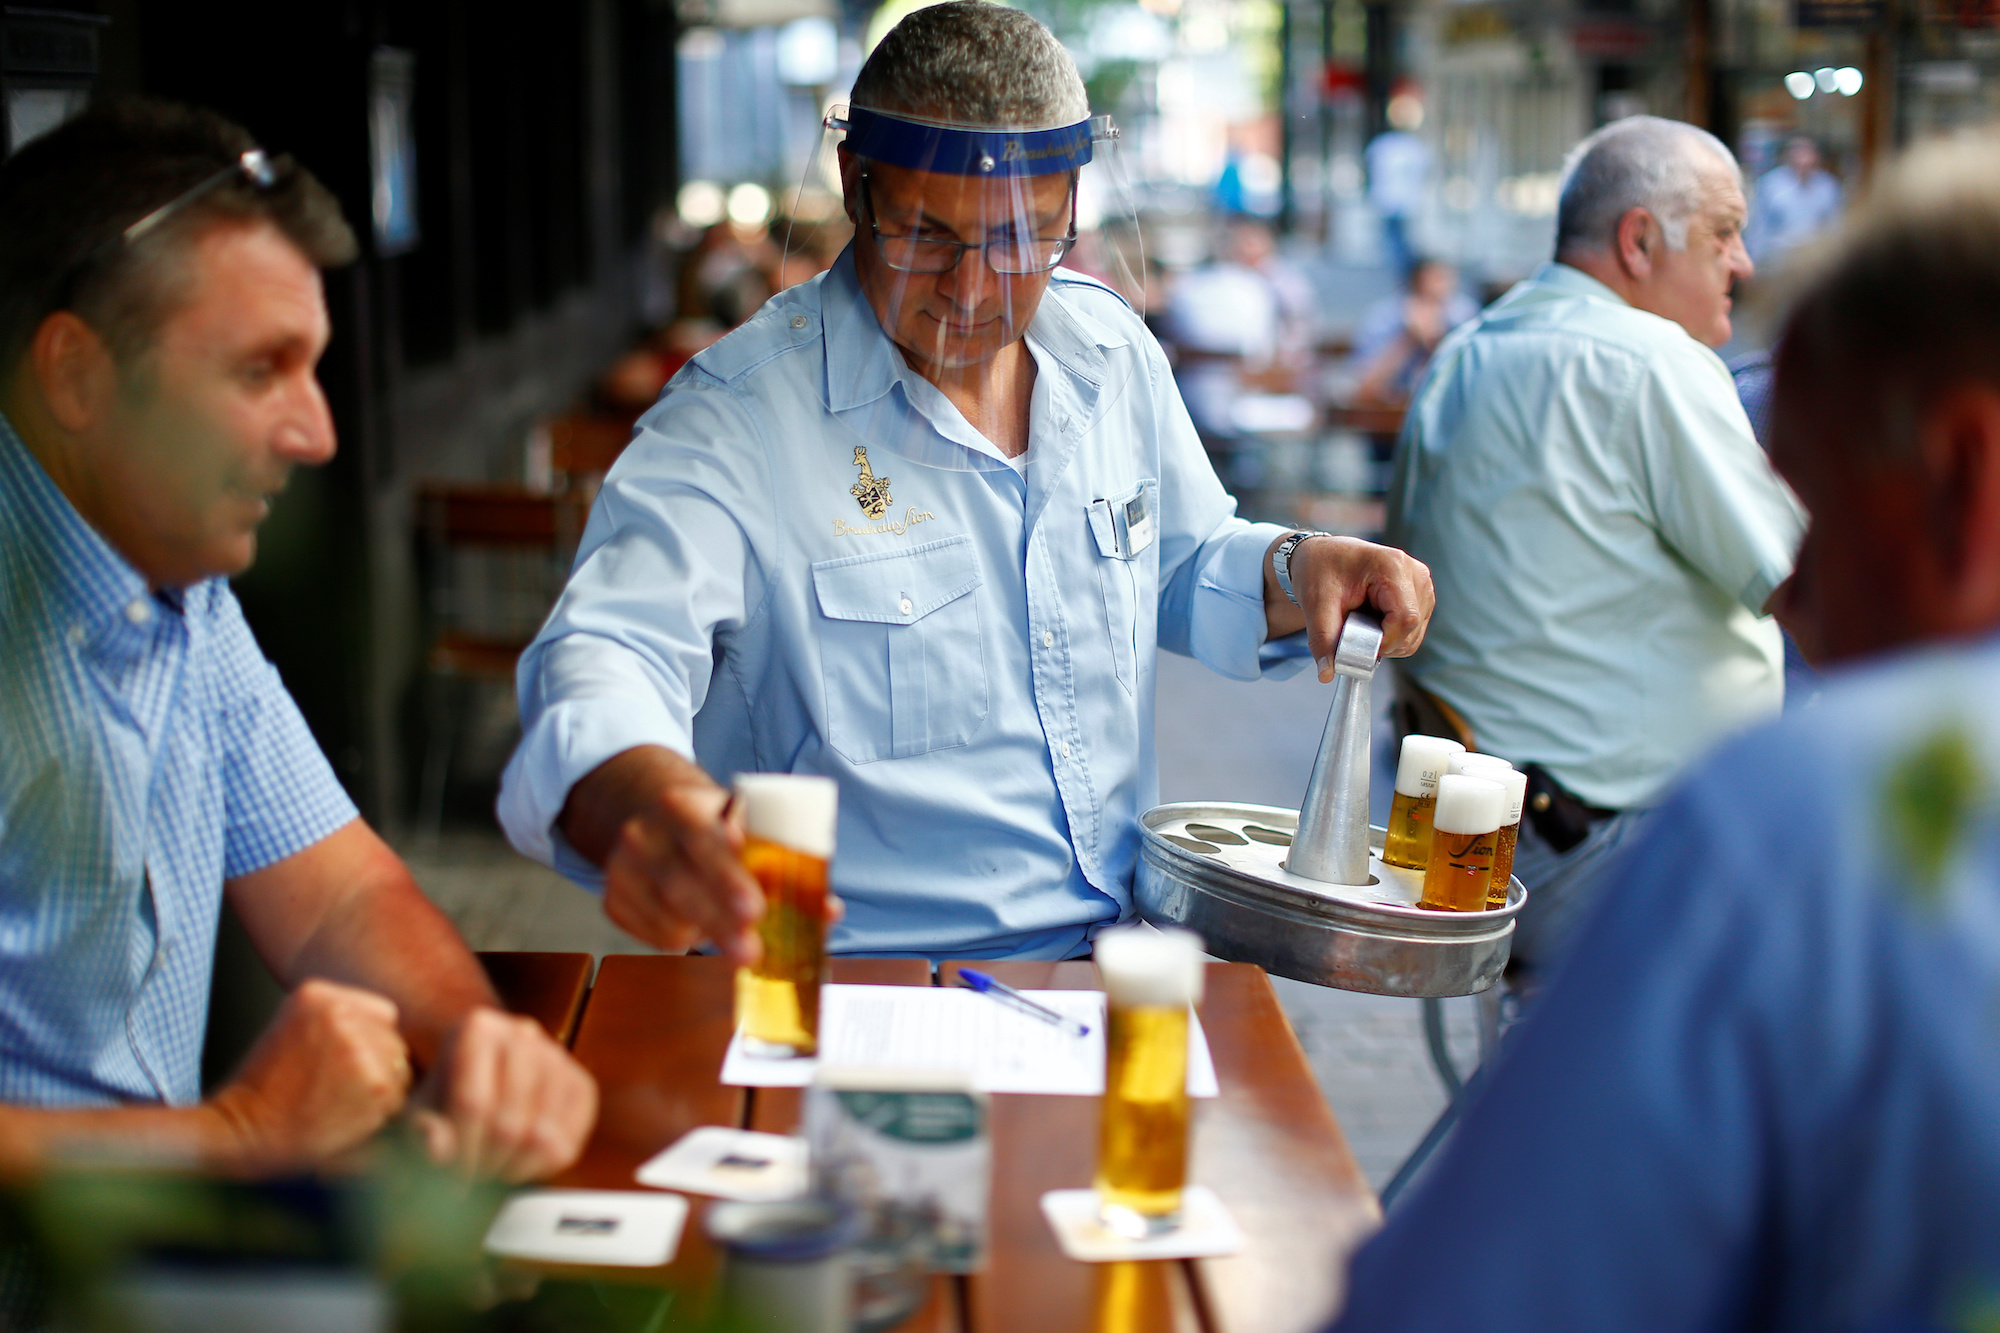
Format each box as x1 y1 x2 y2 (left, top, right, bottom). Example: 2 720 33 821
834 105 1107 177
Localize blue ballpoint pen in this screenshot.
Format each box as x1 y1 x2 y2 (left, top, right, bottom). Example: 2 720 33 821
956 968 1092 1037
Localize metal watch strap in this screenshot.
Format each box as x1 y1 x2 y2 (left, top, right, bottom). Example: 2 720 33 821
1273 530 1331 607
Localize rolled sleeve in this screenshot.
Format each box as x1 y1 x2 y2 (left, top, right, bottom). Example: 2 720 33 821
497 379 769 877
1637 345 1806 615
1179 518 1294 681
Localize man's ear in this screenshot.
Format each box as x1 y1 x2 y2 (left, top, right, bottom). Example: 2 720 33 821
837 145 859 224
1614 206 1658 283
1918 382 2000 627
29 311 118 435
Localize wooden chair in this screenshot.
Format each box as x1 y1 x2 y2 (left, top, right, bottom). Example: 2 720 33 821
416 484 589 838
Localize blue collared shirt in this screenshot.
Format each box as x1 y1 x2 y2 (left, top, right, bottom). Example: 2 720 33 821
0 415 356 1107
499 250 1295 958
1331 635 2000 1333
1387 262 1805 809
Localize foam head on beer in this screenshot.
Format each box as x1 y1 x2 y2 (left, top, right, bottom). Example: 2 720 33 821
1395 735 1466 797
1094 926 1205 1009
1446 752 1513 784
1433 774 1505 838
733 773 838 858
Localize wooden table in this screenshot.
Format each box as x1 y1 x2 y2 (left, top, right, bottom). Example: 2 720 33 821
543 955 1380 1333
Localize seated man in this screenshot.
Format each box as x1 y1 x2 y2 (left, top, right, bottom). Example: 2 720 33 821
498 0 1434 962
1331 132 2000 1331
0 100 595 1178
1386 115 1805 976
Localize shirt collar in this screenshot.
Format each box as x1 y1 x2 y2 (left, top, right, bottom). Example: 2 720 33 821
0 411 158 639
821 245 1128 416
1532 260 1631 309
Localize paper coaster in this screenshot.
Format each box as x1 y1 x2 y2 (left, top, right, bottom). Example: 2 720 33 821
483 1189 688 1267
635 1126 810 1202
1039 1186 1245 1262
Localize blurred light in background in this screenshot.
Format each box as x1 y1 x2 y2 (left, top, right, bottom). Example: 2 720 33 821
1784 71 1818 99
678 179 726 227
1834 67 1864 96
727 181 774 228
777 16 839 87
1815 66 1840 94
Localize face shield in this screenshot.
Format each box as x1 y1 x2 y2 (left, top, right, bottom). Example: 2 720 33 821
784 103 1145 382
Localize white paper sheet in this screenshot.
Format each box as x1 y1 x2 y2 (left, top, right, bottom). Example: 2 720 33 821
718 984 1219 1097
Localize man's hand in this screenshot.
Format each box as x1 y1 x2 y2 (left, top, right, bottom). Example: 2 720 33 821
207 979 412 1173
408 1007 598 1183
1264 534 1436 680
562 746 767 964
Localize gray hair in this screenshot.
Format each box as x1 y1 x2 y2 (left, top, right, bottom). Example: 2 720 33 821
851 1 1087 129
1554 115 1738 255
1778 131 2000 461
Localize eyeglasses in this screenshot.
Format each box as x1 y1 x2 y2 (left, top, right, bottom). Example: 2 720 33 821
860 172 1076 276
52 149 288 309
123 149 284 245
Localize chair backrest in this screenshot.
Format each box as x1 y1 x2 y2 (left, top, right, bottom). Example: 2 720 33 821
548 413 634 484
418 484 589 654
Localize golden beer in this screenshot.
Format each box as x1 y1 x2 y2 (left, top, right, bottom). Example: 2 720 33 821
734 834 830 1055
1094 1004 1190 1225
1382 735 1465 869
1092 926 1204 1238
732 773 838 1058
1486 820 1520 909
1419 773 1505 913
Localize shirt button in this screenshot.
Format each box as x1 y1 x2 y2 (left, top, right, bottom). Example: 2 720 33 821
1042 630 1055 649
124 599 151 625
791 315 808 329
1061 741 1073 759
898 596 914 616
67 624 86 646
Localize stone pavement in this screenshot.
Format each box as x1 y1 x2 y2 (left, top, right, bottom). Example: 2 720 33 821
402 646 1474 1192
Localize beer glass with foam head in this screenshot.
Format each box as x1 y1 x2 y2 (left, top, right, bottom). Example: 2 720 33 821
733 773 838 1057
1419 774 1504 912
1446 755 1523 909
1093 926 1205 1239
1382 735 1466 869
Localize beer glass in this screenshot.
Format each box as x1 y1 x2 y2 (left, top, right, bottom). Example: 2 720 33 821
1486 768 1527 909
1093 926 1204 1239
1382 735 1465 869
1446 755 1523 909
1419 774 1504 913
733 773 838 1058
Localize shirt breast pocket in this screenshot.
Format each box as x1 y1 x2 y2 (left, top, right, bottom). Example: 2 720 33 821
1086 479 1159 695
811 535 989 765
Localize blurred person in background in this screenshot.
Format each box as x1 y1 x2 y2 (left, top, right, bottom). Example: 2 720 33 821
0 100 594 1181
498 1 1434 963
1386 115 1804 981
1333 130 2000 1333
1365 89 1431 282
1166 219 1315 437
1746 134 1844 269
1348 256 1477 409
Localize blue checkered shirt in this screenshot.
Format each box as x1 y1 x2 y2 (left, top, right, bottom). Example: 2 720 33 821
0 414 356 1108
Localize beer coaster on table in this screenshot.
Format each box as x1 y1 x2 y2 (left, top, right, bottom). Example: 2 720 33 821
1038 1186 1245 1262
635 1126 809 1202
483 1189 687 1267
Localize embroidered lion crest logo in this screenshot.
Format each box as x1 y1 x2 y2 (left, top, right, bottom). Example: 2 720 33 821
850 446 892 519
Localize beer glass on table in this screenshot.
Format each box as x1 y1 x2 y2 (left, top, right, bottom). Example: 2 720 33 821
1093 926 1205 1239
1382 734 1465 870
733 773 838 1058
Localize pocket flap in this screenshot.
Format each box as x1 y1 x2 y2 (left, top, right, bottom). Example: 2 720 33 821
812 534 983 625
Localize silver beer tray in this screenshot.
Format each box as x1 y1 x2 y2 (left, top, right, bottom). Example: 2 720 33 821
1135 801 1526 999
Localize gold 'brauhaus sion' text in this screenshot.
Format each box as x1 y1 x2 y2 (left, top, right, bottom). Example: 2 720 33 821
833 507 937 538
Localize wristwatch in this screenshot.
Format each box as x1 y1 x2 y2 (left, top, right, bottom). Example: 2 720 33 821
1272 530 1331 608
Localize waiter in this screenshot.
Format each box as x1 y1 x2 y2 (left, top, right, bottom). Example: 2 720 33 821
498 0 1433 961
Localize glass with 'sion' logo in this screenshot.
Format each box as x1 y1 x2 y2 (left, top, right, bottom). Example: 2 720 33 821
1382 735 1465 870
1447 753 1523 910
1092 926 1205 1239
733 773 838 1058
1419 774 1506 913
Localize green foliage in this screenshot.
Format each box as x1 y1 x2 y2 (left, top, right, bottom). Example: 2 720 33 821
1881 721 1988 909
